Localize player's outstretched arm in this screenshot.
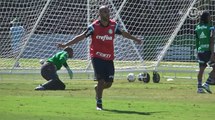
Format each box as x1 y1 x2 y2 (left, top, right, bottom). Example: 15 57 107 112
121 30 142 44
58 32 86 48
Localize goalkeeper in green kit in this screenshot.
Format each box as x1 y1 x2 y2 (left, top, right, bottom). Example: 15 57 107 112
195 11 215 93
35 47 73 90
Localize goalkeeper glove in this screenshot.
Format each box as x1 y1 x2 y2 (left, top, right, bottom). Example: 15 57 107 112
66 67 73 79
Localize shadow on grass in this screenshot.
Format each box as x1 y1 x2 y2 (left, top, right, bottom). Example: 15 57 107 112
103 109 165 115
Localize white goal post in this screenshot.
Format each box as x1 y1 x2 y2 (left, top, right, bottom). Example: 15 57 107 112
0 0 214 78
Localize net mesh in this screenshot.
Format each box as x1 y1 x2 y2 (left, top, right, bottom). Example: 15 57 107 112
0 0 212 74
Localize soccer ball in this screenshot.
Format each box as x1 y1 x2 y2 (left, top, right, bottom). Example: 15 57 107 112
138 73 144 81
127 73 136 82
39 59 45 65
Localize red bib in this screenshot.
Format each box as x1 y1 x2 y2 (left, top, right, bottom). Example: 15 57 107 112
90 19 116 60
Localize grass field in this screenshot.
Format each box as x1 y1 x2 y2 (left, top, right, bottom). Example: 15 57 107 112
0 74 215 120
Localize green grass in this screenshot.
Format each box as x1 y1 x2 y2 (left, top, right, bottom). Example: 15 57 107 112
0 75 215 120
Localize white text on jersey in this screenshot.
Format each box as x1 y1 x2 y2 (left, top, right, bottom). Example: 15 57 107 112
96 35 113 41
96 52 111 58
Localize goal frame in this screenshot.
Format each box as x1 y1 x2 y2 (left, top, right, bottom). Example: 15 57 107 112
0 0 210 80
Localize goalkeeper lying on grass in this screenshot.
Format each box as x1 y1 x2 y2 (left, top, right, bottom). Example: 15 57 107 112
35 47 73 90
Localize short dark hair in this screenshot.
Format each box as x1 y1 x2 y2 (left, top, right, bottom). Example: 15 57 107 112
64 47 73 52
200 11 210 24
63 47 73 58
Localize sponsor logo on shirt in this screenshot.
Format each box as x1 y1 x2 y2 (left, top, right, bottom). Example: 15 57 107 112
108 29 113 34
197 25 207 29
96 35 113 41
96 52 111 58
200 32 207 39
200 44 209 48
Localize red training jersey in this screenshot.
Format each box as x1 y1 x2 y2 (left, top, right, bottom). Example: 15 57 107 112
87 19 119 60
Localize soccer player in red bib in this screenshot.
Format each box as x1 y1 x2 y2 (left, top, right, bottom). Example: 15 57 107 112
58 5 142 110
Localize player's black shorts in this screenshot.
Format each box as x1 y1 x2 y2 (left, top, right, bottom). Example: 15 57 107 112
198 51 212 67
91 57 115 82
41 62 59 81
40 62 65 90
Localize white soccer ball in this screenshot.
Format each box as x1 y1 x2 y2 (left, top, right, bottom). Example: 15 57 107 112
138 73 144 81
127 73 136 82
39 59 45 65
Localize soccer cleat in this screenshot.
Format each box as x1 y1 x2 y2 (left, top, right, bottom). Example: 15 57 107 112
202 83 212 94
96 103 103 110
197 88 206 93
96 99 103 110
35 84 45 90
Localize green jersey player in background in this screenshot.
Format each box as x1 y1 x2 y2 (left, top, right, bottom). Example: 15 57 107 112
35 47 73 90
195 11 215 93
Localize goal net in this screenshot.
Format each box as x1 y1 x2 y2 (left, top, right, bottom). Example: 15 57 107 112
0 0 212 76
159 0 215 75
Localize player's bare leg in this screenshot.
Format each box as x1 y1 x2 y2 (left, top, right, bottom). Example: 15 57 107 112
95 80 104 110
95 80 112 110
197 66 206 93
103 82 112 89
